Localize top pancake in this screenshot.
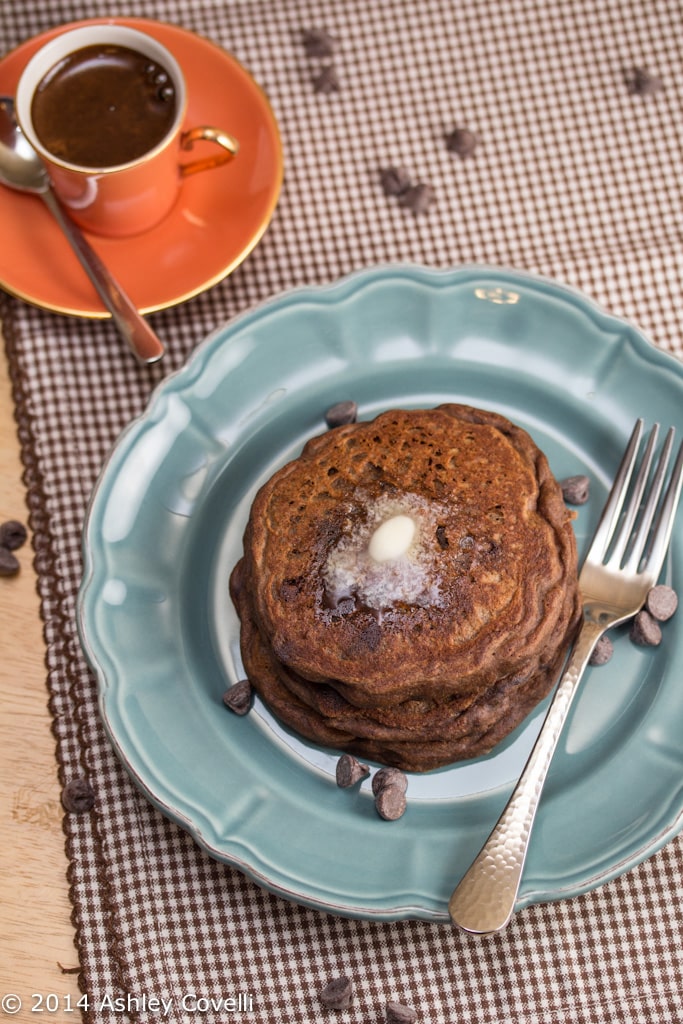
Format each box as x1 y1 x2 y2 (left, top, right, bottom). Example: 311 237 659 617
236 404 580 709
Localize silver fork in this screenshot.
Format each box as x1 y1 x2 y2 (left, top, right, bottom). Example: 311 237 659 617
449 419 683 935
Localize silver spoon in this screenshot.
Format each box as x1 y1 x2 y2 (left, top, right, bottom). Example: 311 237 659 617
0 97 164 364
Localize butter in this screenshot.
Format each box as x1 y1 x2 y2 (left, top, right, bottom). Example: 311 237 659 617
368 514 416 563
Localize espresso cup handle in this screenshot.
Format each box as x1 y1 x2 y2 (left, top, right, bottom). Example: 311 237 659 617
179 126 239 176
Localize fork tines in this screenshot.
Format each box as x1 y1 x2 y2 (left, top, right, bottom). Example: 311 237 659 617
592 420 683 575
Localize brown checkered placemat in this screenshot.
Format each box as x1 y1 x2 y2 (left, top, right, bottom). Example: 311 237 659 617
2 1 683 1021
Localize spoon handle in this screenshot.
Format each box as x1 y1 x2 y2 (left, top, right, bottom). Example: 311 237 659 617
40 186 165 364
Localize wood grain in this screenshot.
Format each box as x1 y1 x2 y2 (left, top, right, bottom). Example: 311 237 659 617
0 347 83 1018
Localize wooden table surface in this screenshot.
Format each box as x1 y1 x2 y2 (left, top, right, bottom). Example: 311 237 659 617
0 346 83 1019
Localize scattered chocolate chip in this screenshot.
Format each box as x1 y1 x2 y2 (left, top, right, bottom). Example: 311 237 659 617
61 777 95 814
336 753 370 787
325 400 358 428
380 166 412 197
223 679 253 715
398 182 435 215
0 519 27 550
445 126 478 158
646 584 678 622
313 65 340 94
624 66 663 96
589 634 614 666
630 609 662 647
386 1001 418 1023
560 475 590 505
319 976 353 1010
372 766 408 796
0 546 20 576
435 525 449 549
302 28 338 59
375 786 407 821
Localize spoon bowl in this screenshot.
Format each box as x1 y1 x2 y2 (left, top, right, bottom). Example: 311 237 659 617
0 106 47 192
0 96 165 364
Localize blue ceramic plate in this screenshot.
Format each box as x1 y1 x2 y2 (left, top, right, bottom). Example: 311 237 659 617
78 265 683 921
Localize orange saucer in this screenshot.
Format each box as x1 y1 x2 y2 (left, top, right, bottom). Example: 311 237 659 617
0 18 283 317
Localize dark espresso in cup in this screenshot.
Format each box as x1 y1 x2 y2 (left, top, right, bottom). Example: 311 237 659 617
30 43 177 168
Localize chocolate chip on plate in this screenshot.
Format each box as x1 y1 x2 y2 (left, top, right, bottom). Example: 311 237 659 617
630 609 662 647
61 777 95 814
645 584 678 622
223 679 253 715
0 519 28 550
325 400 358 428
371 766 408 796
589 634 614 666
319 976 353 1010
336 753 369 788
560 475 590 505
375 785 407 821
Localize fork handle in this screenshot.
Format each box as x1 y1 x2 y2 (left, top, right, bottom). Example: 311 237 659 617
448 616 603 934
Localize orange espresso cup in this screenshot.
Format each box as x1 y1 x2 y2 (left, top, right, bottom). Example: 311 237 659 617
15 24 239 237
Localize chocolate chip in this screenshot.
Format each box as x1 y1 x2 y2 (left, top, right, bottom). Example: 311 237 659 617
336 753 370 787
302 28 338 58
560 475 590 505
375 786 407 820
312 65 340 94
624 66 663 96
445 126 478 158
0 519 27 550
646 585 678 622
325 400 358 428
380 166 412 197
630 609 662 647
397 182 435 215
386 1001 418 1023
435 525 449 549
372 766 408 796
319 976 353 1010
61 777 95 814
589 634 614 666
223 679 253 715
0 546 20 576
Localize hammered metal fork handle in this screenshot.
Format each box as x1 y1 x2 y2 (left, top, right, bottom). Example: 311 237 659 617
448 616 605 934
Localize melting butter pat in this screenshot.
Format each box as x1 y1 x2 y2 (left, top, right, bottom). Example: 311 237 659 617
368 514 416 563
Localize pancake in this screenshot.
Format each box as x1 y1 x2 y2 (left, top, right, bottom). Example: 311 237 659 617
229 404 581 771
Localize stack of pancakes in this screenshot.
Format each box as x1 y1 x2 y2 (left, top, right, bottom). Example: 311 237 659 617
229 404 581 772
